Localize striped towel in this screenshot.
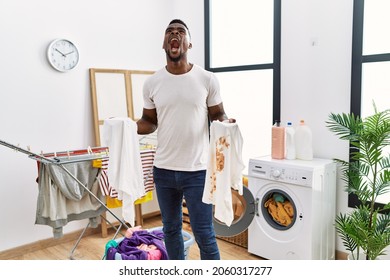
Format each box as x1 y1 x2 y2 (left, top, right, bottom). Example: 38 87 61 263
97 149 156 198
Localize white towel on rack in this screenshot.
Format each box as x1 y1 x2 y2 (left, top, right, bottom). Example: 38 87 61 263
102 117 145 226
202 121 245 227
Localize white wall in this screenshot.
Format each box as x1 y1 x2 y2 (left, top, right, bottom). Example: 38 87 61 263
281 0 355 256
0 0 368 258
0 0 205 252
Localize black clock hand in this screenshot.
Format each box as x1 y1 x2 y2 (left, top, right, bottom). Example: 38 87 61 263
64 51 75 56
55 48 66 57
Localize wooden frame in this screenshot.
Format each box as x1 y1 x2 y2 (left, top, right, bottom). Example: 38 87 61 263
89 68 154 146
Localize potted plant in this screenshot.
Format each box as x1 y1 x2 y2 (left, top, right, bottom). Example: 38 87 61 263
326 102 390 260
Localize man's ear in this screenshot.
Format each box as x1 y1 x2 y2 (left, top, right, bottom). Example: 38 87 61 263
189 42 192 49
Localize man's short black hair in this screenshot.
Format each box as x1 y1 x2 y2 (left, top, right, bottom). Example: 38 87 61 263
169 19 191 38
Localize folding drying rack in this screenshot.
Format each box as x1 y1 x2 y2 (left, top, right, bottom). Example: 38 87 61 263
0 139 132 259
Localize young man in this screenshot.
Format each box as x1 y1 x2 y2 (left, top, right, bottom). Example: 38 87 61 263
137 19 235 260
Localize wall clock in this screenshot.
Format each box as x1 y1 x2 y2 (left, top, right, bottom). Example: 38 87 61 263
47 39 80 72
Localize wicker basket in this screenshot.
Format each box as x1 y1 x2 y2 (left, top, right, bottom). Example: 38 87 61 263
217 229 248 248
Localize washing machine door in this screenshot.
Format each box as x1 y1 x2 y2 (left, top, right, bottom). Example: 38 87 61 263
213 187 255 237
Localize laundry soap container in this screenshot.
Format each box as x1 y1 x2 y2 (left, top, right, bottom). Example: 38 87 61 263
285 122 296 159
271 121 285 159
294 120 313 160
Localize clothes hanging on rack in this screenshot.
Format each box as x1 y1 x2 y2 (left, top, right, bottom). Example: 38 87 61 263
35 159 106 238
0 139 132 257
95 156 118 198
97 149 156 208
139 149 156 194
102 117 146 227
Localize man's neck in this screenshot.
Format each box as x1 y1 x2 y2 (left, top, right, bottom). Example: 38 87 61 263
166 60 193 75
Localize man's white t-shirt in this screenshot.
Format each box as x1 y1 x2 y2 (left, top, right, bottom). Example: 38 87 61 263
142 64 222 171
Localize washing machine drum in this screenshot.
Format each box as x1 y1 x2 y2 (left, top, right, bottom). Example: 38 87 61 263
213 187 255 237
260 189 297 230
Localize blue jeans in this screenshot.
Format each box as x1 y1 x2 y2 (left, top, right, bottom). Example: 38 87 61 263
153 167 220 260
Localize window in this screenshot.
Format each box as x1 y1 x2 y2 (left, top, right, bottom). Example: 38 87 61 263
205 0 281 172
350 0 390 206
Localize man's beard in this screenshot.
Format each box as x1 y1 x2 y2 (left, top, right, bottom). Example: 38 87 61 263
166 50 182 62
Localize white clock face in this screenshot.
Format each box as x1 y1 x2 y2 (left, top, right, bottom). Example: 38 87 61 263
47 39 79 72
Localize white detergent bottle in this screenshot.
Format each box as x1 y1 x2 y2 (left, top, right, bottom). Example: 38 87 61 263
285 122 296 159
294 119 313 160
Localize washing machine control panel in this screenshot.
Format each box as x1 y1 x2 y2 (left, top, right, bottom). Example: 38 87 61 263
271 169 282 178
248 159 313 187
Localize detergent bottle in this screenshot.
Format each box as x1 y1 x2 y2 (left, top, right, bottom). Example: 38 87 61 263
285 122 296 160
271 120 285 159
294 119 313 160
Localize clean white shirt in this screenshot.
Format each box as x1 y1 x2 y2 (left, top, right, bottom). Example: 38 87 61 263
102 117 145 226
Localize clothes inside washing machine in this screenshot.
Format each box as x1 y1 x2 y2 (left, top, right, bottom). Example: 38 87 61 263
262 191 296 230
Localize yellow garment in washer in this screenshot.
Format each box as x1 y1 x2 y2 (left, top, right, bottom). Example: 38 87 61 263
264 197 294 227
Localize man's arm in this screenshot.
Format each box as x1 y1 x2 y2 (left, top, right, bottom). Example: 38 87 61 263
136 108 158 134
208 103 236 123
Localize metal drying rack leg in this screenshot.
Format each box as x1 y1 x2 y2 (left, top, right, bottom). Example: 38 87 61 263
99 215 127 260
58 164 130 260
69 220 91 260
68 217 127 260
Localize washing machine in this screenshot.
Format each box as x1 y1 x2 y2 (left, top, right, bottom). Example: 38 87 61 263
213 155 336 260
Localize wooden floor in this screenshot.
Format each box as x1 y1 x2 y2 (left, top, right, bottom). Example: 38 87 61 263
3 215 264 260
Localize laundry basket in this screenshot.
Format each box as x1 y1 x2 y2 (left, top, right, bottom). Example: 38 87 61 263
105 226 195 260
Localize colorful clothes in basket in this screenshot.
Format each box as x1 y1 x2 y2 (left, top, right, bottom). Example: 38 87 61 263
106 229 168 260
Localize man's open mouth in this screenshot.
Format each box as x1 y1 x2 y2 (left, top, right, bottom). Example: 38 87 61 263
170 38 180 52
